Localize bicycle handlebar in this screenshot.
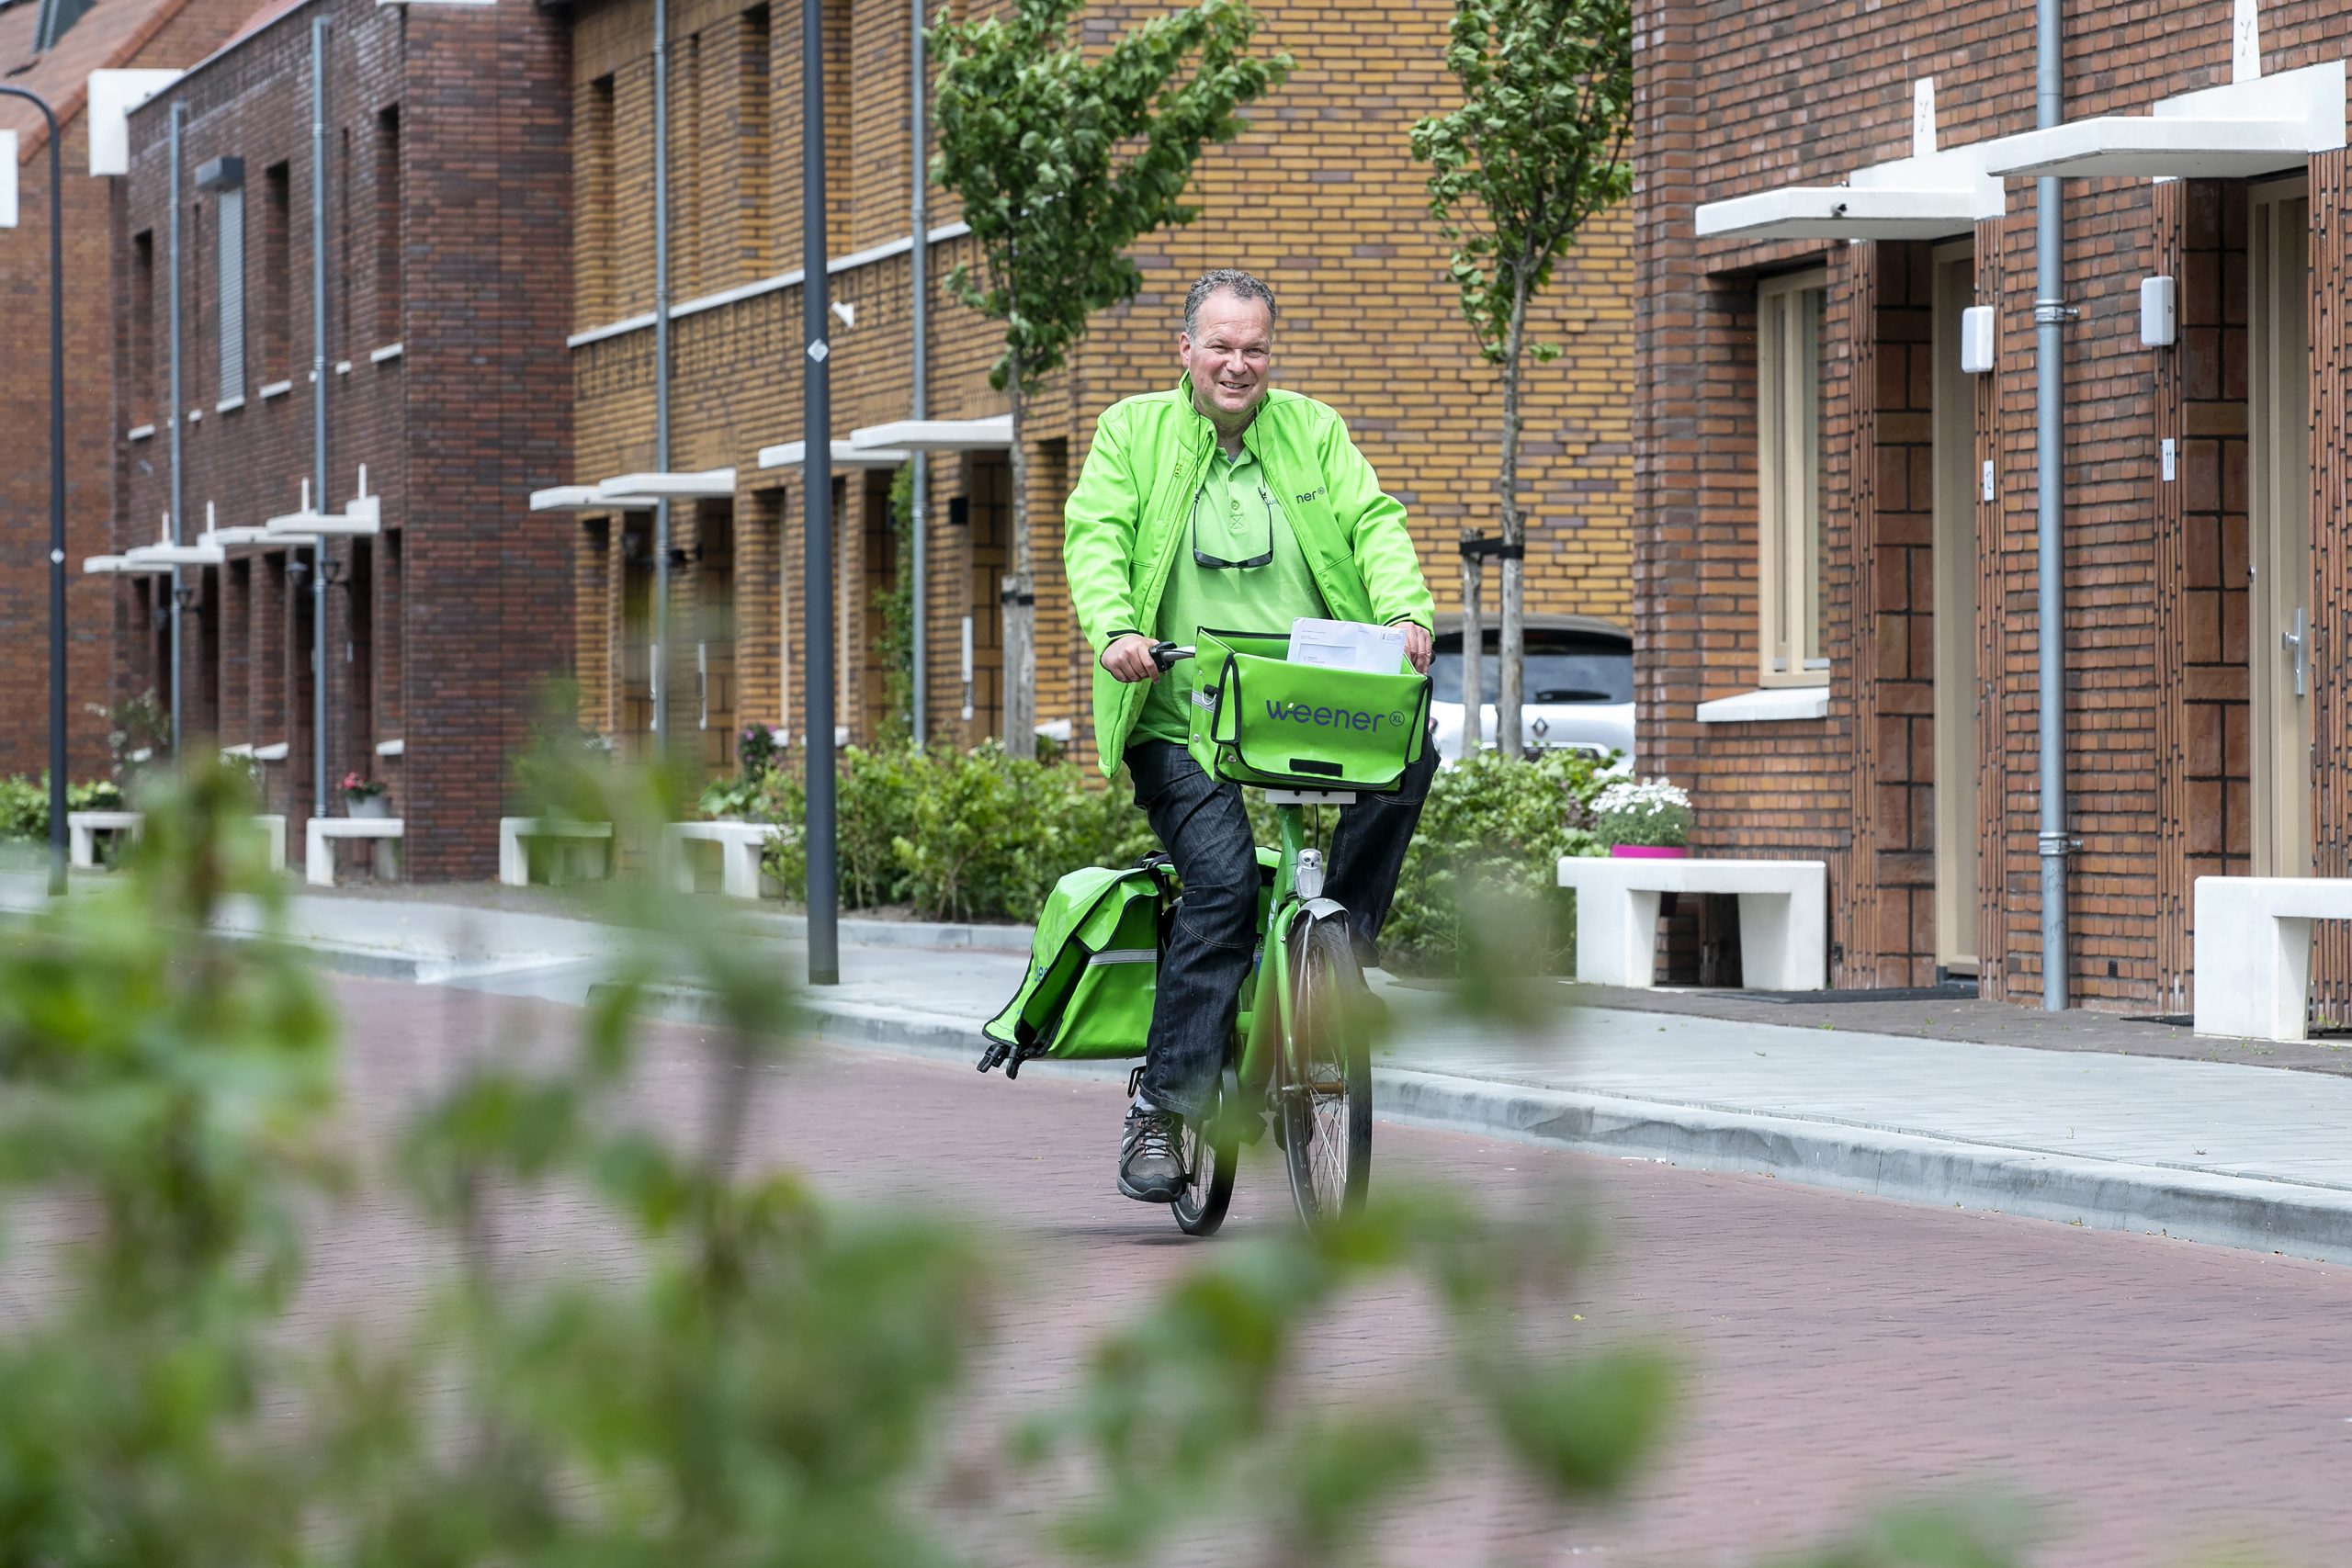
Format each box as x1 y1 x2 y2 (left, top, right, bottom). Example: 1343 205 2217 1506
1148 641 1195 672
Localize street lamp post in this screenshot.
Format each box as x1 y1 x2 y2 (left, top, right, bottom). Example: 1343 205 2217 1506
0 86 71 897
801 0 839 986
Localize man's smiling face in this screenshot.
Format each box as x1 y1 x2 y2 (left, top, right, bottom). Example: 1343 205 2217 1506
1180 290 1274 423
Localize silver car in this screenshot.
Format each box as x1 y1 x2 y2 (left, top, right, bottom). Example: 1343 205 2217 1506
1428 614 1634 768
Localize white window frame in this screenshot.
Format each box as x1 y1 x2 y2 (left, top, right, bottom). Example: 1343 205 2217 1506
1756 267 1828 688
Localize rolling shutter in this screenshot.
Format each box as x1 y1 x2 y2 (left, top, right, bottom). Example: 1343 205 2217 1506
217 186 245 403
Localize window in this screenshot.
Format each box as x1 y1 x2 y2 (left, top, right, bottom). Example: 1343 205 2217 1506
188 198 207 401
375 106 402 345
32 0 93 51
338 128 354 360
583 74 616 320
130 231 155 425
679 32 703 295
216 181 245 402
1756 268 1827 687
739 6 771 273
263 162 291 384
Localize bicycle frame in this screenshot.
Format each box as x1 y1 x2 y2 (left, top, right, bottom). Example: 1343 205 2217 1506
1237 799 1315 1092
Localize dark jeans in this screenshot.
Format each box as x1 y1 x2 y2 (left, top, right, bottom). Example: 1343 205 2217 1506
1124 739 1439 1118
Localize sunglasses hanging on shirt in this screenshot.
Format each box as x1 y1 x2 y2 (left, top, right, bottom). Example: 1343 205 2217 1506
1192 481 1278 570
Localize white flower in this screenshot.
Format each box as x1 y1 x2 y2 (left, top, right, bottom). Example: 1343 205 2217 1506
1592 778 1689 819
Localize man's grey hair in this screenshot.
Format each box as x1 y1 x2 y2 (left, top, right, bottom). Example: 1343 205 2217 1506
1183 270 1278 338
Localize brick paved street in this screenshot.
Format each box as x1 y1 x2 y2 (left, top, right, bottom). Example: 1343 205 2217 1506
309 975 2352 1565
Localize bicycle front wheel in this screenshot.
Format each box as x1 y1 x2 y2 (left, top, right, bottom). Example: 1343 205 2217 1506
1277 914 1372 1227
1170 1060 1239 1236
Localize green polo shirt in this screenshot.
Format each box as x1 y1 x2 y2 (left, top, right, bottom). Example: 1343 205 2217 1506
1132 441 1328 749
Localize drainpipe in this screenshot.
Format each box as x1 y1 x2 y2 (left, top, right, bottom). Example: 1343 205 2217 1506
168 101 184 757
2033 0 2071 1008
908 0 927 746
651 0 671 749
312 13 330 820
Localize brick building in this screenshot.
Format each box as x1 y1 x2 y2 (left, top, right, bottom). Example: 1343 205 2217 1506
543 0 1636 776
0 0 256 780
100 0 572 877
1635 0 2352 1010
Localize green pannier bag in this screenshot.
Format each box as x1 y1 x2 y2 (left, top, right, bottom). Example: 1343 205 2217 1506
978 855 1179 1077
1188 626 1433 792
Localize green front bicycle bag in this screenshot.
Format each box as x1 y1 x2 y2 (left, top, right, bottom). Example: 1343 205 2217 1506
1188 626 1432 792
980 856 1177 1071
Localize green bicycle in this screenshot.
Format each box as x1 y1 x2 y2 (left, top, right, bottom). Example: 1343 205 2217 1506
978 626 1432 1238
1151 635 1426 1237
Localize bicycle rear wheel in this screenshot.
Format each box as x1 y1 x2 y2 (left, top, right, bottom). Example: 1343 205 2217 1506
1170 1059 1239 1235
1277 914 1371 1228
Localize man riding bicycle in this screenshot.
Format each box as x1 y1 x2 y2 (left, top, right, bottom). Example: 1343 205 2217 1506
1063 269 1439 1204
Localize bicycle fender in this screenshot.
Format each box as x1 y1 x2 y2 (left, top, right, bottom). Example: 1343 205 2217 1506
1296 897 1348 925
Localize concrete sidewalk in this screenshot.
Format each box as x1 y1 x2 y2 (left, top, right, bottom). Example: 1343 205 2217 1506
11 869 2352 1266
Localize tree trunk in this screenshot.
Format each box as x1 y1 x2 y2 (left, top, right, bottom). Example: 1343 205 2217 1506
1459 526 1483 754
1002 376 1037 760
1495 266 1532 761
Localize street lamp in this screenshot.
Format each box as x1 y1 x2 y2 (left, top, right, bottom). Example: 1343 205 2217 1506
0 86 72 897
800 0 839 986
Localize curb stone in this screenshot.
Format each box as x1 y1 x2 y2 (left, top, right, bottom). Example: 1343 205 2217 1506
618 984 2352 1268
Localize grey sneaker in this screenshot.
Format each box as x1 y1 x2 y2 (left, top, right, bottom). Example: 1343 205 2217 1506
1117 1104 1188 1203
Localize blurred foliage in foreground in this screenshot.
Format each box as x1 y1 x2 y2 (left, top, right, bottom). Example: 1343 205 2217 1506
0 751 2042 1566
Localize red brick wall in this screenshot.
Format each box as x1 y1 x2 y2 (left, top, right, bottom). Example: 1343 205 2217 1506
109 0 572 878
1637 0 2352 1009
0 0 255 781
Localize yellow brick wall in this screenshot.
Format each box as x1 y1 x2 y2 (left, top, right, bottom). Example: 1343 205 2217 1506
560 0 1633 771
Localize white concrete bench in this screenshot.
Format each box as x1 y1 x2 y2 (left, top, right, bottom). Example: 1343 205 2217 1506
1556 855 1827 990
252 814 287 872
2191 876 2352 1041
307 817 402 886
498 817 614 886
66 810 143 868
70 810 287 874
662 820 788 899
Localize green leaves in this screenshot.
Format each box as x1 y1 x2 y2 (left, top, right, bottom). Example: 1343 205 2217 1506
0 760 337 1566
1025 1186 1679 1563
757 740 1157 922
1487 1343 1678 1496
1763 1498 2041 1568
1362 746 1613 975
1408 0 1633 366
0 717 2050 1568
931 0 1292 393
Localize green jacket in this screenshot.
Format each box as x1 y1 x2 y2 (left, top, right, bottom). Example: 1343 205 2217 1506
1063 378 1436 773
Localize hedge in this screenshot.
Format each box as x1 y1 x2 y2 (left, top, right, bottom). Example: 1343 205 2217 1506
0 776 127 843
751 741 1609 971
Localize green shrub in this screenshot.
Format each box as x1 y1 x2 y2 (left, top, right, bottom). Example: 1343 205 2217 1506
1374 750 1611 976
0 775 128 843
756 741 1151 921
755 740 1606 956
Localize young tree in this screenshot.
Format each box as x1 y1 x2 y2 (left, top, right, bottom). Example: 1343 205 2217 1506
931 0 1289 759
1410 0 1631 759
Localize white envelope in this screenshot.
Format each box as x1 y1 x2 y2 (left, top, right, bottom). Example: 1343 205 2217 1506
1287 617 1405 674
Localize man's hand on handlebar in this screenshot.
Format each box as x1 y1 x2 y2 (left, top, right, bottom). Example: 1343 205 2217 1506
1101 634 1161 683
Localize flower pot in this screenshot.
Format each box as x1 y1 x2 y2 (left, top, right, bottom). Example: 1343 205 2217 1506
345 795 390 820
1609 843 1686 859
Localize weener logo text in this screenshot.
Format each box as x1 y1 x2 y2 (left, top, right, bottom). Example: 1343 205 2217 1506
1264 700 1385 733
